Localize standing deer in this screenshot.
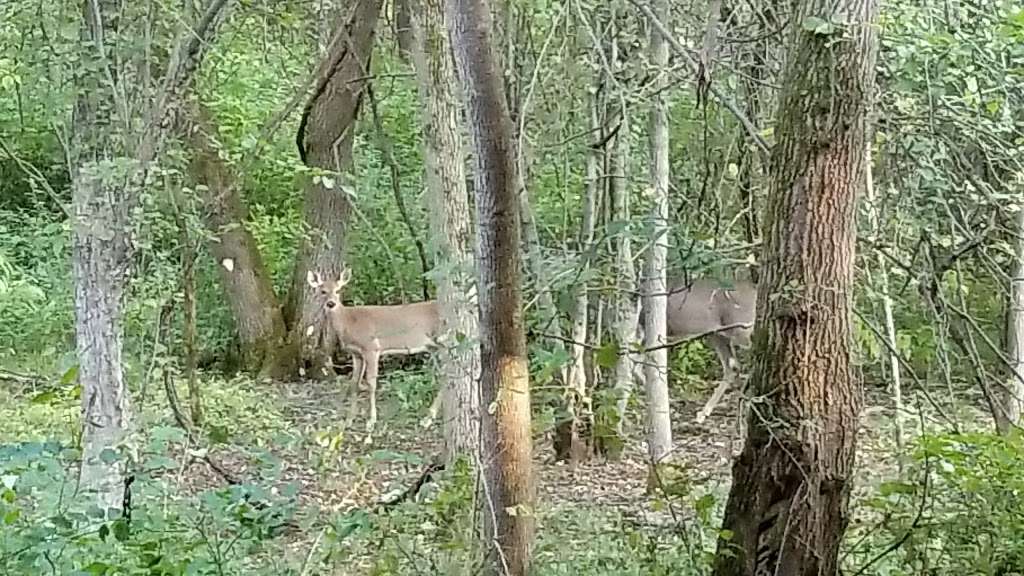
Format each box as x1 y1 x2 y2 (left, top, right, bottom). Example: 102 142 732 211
664 278 757 423
307 268 441 438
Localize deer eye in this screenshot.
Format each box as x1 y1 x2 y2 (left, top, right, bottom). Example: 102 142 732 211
320 290 327 295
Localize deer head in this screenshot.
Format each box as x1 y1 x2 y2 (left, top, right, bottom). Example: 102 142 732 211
307 267 352 310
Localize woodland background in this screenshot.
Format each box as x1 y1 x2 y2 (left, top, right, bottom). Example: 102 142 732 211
1 0 1024 574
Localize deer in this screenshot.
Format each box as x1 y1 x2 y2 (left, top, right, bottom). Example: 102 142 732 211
306 268 442 440
663 277 757 423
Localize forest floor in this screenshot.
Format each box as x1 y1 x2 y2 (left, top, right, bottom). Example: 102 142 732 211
158 367 927 573
2 361 964 573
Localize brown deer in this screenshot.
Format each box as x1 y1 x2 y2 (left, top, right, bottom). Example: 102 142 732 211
307 268 441 439
664 278 757 423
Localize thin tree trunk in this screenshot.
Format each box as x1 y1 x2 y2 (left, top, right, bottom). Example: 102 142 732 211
283 0 383 377
712 0 879 572
555 88 600 464
185 103 291 377
410 0 481 463
610 105 638 450
643 0 673 472
1005 198 1024 429
448 0 535 571
864 143 903 456
395 0 414 60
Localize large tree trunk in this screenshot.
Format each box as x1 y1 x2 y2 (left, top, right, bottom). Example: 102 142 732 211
186 103 291 377
1004 199 1024 429
712 0 879 573
642 0 673 471
71 0 228 513
283 0 383 377
448 0 535 572
410 0 481 463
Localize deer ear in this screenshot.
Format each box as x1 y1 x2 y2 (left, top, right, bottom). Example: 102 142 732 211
306 270 321 288
339 267 352 286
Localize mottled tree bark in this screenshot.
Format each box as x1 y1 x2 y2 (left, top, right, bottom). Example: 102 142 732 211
410 0 482 463
1004 199 1024 429
712 0 879 573
642 0 673 471
71 0 228 512
448 0 535 572
186 103 291 378
610 105 638 451
283 0 383 377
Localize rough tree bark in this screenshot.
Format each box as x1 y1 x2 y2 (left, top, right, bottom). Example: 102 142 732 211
642 0 673 470
448 0 535 572
283 0 383 377
711 0 879 573
186 102 291 377
410 0 482 462
71 0 228 513
1004 196 1024 429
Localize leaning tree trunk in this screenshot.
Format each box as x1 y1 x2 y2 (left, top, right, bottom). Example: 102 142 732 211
448 0 535 572
642 0 673 473
186 102 291 377
71 0 228 513
410 0 481 463
282 0 383 377
711 0 879 573
1004 197 1024 429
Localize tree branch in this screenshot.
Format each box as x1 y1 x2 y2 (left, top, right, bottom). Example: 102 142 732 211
628 0 770 155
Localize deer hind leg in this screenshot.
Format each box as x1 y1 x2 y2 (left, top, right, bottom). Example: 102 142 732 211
363 350 381 443
346 354 366 424
696 334 736 424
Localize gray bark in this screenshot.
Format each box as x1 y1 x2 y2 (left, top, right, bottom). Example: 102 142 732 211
642 0 673 466
71 0 228 512
1005 197 1024 428
410 0 482 463
610 106 638 440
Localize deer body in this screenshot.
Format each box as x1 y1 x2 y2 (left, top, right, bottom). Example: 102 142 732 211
665 278 757 422
308 269 441 439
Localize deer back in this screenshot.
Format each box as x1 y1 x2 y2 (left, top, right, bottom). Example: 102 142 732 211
330 300 441 354
665 278 757 346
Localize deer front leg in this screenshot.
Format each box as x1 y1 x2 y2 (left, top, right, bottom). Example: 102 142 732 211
347 354 365 424
697 335 736 423
363 350 380 444
421 385 443 429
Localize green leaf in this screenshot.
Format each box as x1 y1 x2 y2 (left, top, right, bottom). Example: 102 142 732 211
61 364 79 385
3 509 19 525
802 16 832 34
595 342 619 368
111 518 130 541
99 448 120 464
30 390 57 404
